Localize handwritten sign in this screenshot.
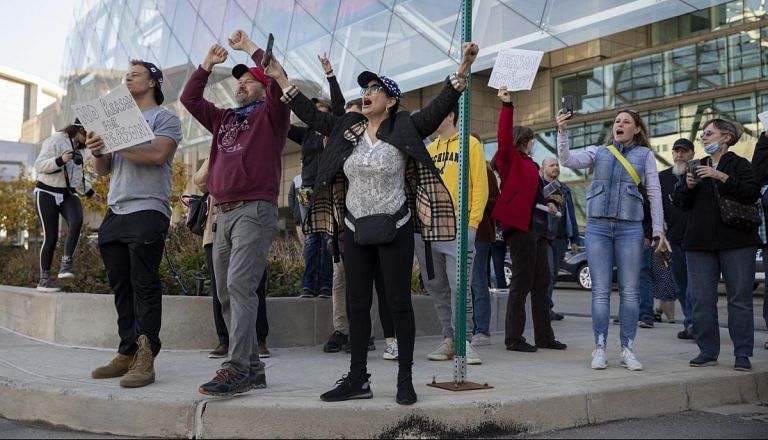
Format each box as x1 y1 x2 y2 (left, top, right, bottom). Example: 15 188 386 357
488 49 544 91
759 110 768 131
71 84 155 153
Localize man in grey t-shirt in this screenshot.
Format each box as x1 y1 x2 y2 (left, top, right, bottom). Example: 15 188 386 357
85 60 182 389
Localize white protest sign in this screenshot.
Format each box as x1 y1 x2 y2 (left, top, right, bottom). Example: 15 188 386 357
71 84 155 154
758 110 768 131
488 48 544 91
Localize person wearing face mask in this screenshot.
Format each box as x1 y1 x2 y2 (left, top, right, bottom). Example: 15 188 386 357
264 42 479 405
180 30 290 396
493 88 567 355
557 108 668 372
33 119 99 292
659 138 695 340
673 118 760 372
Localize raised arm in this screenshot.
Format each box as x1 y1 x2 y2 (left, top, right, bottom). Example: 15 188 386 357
263 55 340 137
555 110 597 169
318 53 346 116
492 89 517 182
180 44 229 132
411 42 478 138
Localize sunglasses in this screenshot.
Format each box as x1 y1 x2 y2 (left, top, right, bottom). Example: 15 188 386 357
700 130 717 138
616 108 640 116
360 84 385 96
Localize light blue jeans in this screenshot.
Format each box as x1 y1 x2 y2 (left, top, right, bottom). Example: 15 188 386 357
586 218 644 349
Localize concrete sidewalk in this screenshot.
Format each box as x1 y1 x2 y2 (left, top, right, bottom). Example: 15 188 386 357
1 312 766 438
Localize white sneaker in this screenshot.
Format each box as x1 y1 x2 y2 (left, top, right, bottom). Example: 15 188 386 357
620 347 643 371
427 338 455 361
465 342 482 365
383 339 399 360
470 333 491 347
591 346 608 370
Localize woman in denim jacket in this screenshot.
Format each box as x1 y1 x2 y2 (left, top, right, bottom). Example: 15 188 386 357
557 109 668 371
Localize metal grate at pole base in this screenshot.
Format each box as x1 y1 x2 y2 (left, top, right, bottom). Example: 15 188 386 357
427 359 493 391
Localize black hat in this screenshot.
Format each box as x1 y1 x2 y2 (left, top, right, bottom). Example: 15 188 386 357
141 62 165 105
357 71 401 101
672 138 694 151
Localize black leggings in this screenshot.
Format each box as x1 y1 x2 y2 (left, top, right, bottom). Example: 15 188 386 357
36 190 83 272
345 220 415 374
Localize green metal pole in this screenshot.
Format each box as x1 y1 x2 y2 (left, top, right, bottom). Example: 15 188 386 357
453 0 472 385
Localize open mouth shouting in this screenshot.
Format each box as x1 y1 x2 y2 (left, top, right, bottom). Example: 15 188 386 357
362 97 373 109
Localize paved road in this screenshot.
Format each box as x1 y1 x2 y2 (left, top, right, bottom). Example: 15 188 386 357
521 404 768 439
0 418 130 439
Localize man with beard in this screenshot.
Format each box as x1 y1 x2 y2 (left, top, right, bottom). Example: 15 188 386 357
180 30 290 396
659 138 695 339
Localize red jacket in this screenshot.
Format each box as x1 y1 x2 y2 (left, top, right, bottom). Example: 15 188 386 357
180 49 290 204
491 104 539 233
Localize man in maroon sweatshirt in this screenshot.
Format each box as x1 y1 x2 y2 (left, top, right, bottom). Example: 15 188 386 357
180 30 289 396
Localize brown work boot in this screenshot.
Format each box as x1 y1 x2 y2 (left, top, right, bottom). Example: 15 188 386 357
119 335 156 388
258 340 271 358
91 353 135 379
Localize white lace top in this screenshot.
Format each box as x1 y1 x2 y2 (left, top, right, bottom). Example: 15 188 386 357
343 131 410 232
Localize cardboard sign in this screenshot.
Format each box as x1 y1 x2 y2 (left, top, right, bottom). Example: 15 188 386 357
758 110 768 131
71 84 155 153
488 48 544 91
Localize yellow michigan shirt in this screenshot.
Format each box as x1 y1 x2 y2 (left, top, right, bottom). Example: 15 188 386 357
427 132 489 229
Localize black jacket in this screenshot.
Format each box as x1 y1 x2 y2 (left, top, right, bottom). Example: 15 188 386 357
672 151 760 251
281 75 465 246
659 168 688 244
288 76 346 187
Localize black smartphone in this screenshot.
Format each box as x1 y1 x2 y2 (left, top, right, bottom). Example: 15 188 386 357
262 33 274 69
560 95 573 119
688 159 701 182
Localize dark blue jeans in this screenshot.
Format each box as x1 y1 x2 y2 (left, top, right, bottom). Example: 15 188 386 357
686 246 756 359
547 237 567 309
670 243 692 331
638 246 654 325
302 232 333 295
471 240 492 336
489 241 507 288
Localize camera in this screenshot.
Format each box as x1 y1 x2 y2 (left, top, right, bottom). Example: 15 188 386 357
71 149 83 166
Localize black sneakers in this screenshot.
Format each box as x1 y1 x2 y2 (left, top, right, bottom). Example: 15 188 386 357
508 341 537 352
537 340 567 350
396 371 417 405
677 329 694 340
689 354 718 367
323 331 348 353
199 368 255 396
734 356 752 372
320 372 373 402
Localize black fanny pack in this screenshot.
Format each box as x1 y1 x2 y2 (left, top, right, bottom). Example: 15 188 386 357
346 203 409 246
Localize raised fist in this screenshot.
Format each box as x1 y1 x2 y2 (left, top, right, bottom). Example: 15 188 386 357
462 42 479 65
228 30 252 51
497 87 512 104
202 44 228 71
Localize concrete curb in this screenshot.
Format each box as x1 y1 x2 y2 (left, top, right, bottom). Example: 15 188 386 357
1 366 765 438
0 285 509 349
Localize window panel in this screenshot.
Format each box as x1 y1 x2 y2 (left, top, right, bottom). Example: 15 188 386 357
728 30 761 84
554 67 605 115
697 37 727 90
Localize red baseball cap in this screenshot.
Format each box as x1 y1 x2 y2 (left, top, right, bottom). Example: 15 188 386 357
232 64 269 87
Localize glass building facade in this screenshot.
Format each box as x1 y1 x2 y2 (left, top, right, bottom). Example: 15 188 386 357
59 0 755 221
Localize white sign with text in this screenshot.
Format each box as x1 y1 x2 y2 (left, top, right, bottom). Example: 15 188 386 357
488 48 544 91
71 84 155 153
758 110 768 131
